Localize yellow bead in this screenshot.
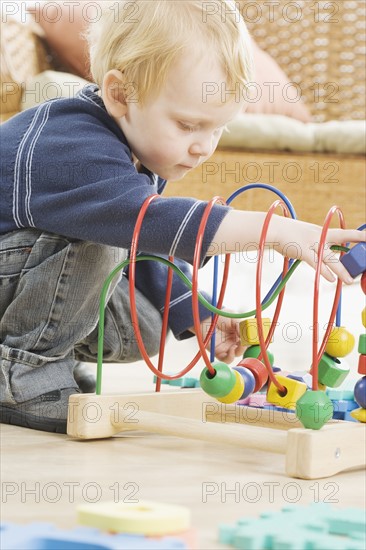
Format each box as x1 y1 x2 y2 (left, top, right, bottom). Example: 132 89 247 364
362 308 366 329
325 327 355 358
217 370 245 404
350 408 366 423
318 383 327 391
239 318 272 346
267 375 307 410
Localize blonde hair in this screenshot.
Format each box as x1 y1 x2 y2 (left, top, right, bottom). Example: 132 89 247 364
87 0 253 104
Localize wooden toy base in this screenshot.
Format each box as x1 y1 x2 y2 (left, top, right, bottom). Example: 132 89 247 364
67 390 366 480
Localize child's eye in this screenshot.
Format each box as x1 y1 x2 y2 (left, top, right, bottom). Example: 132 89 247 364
179 122 196 133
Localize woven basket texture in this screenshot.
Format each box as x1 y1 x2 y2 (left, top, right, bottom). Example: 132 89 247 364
239 0 366 121
0 17 49 121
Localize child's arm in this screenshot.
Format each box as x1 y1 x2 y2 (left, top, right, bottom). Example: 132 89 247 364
191 211 365 363
210 210 365 284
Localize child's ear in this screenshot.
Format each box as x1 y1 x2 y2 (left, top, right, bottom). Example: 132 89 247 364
102 70 128 118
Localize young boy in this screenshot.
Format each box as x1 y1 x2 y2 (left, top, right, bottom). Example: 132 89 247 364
0 0 363 433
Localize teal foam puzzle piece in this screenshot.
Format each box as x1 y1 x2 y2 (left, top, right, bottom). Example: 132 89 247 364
219 504 366 550
152 376 199 388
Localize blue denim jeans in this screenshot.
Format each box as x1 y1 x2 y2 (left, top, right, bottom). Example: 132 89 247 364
0 230 162 404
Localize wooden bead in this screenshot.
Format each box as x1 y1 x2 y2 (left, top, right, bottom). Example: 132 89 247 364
325 327 355 358
199 362 236 398
358 334 366 355
362 308 366 329
233 365 256 399
239 318 272 346
354 376 366 409
350 408 366 423
318 353 350 388
340 242 366 278
296 391 333 430
358 354 366 375
243 345 274 366
361 272 366 294
217 370 245 404
237 358 268 393
266 375 307 410
287 371 312 389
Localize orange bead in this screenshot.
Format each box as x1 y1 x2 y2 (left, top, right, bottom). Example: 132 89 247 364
237 358 268 393
325 327 355 358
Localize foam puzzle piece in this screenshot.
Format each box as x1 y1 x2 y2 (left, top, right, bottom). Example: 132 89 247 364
153 376 199 388
326 376 356 401
77 500 191 536
218 503 366 550
0 522 188 550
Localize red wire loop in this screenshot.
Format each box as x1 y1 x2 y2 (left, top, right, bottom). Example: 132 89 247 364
191 197 231 375
310 206 345 390
255 200 290 392
128 195 230 381
127 194 345 395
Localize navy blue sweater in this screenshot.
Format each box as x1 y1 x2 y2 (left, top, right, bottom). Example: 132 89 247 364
0 85 230 338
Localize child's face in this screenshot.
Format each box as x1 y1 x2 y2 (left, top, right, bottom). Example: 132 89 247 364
110 52 246 181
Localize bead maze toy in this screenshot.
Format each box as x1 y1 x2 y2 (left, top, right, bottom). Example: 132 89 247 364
67 185 366 480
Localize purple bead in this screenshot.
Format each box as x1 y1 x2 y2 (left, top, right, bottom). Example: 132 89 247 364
340 242 366 278
354 376 366 409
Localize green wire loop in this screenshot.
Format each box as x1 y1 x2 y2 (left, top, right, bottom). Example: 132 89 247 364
96 245 349 394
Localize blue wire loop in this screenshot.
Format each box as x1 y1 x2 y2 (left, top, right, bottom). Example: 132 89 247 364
210 183 297 362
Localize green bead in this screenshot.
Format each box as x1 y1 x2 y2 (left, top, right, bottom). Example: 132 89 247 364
358 334 366 355
199 362 236 398
296 391 334 430
243 345 274 366
318 353 350 388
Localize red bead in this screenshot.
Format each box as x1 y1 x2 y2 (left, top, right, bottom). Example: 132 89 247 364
237 358 268 393
359 355 366 375
361 272 366 294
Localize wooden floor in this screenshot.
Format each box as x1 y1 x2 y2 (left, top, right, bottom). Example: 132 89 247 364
1 257 365 549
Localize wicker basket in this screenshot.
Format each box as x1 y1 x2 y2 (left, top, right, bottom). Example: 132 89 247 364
239 0 366 122
0 17 49 122
165 148 366 228
165 0 366 226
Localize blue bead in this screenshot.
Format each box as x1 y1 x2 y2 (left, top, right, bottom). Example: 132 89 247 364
340 242 366 278
233 366 256 399
354 376 366 409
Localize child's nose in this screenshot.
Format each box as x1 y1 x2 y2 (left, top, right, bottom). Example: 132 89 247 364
189 136 212 157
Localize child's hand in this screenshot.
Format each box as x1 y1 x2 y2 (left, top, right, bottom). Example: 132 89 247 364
273 219 366 284
212 211 365 285
190 315 244 364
